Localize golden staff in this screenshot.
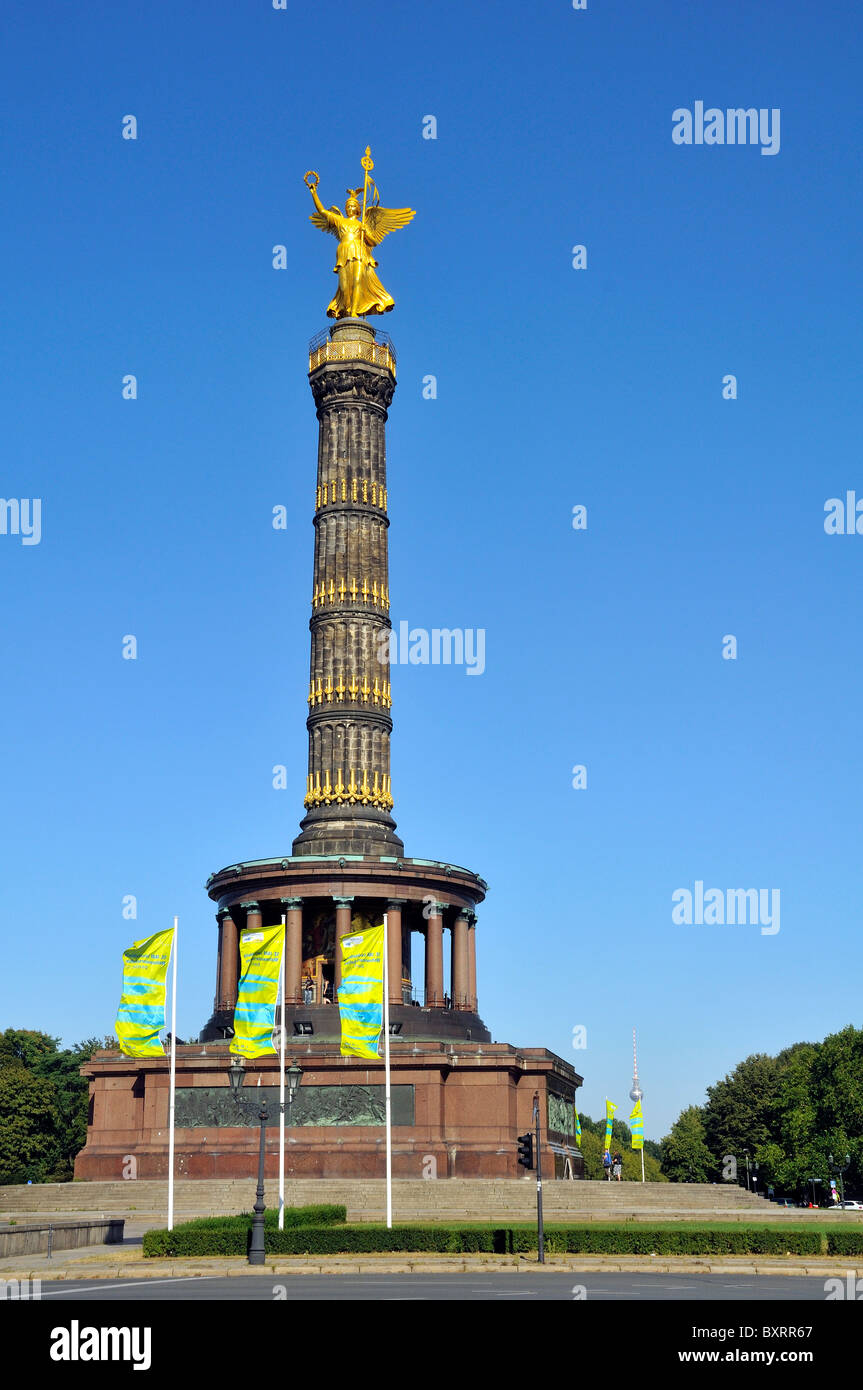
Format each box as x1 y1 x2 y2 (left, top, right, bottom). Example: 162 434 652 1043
360 145 374 238
351 145 374 317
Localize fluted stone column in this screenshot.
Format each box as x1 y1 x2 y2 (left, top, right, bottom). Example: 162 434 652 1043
294 318 404 858
219 910 239 1010
333 896 354 992
386 900 405 1006
452 910 470 1010
425 904 445 1007
281 897 303 1006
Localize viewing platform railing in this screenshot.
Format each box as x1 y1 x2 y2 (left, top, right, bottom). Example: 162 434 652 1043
308 327 396 375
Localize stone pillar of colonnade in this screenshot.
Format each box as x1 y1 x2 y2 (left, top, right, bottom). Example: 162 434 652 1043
333 896 354 993
281 897 304 1006
386 900 405 1006
452 909 470 1010
467 912 477 1012
425 903 445 1007
218 910 239 1010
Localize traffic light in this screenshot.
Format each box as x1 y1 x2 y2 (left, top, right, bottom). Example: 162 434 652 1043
517 1132 534 1169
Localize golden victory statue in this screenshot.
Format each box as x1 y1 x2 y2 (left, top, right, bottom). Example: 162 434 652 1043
304 147 415 318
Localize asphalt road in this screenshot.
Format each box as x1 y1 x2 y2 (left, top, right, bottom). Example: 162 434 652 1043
36 1273 833 1300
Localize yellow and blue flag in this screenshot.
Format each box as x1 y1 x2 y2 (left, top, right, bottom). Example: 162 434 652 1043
115 928 175 1057
630 1099 644 1149
574 1105 582 1149
230 923 284 1059
604 1098 617 1152
339 924 384 1059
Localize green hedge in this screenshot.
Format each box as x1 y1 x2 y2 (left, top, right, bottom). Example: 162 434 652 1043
143 1220 839 1259
512 1227 824 1256
826 1230 863 1256
169 1205 346 1233
142 1204 346 1258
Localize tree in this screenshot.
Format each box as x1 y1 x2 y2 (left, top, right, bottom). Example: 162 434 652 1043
660 1106 713 1183
0 1029 115 1183
0 1029 60 1072
661 1027 863 1197
702 1053 781 1180
0 1068 59 1184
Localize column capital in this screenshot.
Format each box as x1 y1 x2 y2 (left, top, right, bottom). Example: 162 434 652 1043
428 901 447 918
216 908 235 921
280 897 304 909
332 895 354 908
386 899 407 910
453 906 474 922
241 901 261 913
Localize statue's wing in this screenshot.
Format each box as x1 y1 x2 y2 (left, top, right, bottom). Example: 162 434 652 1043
309 207 341 237
363 205 416 246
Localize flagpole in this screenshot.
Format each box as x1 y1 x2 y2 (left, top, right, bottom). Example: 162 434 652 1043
167 915 178 1231
278 915 286 1231
382 911 392 1230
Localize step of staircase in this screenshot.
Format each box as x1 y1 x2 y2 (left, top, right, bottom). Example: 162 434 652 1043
1 1178 851 1225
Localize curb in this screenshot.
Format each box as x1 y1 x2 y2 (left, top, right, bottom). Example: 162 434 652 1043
3 1255 861 1280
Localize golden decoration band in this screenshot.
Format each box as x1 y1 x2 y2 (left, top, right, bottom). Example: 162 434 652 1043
303 769 394 811
316 477 388 511
312 577 390 610
308 338 396 375
308 676 392 708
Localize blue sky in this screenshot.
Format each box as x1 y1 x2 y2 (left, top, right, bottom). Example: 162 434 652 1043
1 0 861 1138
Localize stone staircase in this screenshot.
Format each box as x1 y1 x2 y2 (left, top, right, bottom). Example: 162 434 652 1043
2 1179 856 1224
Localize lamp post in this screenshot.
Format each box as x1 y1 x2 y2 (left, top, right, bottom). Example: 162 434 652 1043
249 1097 269 1265
743 1151 751 1191
228 1053 269 1266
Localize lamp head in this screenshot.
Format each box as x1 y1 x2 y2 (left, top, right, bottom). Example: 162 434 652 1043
229 1053 246 1095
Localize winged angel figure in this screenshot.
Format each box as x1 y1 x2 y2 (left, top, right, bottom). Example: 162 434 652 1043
306 168 415 318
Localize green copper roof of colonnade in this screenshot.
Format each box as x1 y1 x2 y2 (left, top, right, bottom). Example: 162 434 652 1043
206 855 486 883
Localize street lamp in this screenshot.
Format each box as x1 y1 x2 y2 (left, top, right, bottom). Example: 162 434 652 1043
743 1151 751 1191
286 1061 303 1127
248 1096 269 1266
227 1052 269 1266
229 1053 246 1097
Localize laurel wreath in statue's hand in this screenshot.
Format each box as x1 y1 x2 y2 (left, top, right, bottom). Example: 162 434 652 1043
304 170 319 190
